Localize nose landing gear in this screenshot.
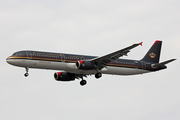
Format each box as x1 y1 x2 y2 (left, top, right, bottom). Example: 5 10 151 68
24 67 29 77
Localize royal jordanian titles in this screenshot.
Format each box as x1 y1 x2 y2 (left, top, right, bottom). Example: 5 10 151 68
6 41 176 86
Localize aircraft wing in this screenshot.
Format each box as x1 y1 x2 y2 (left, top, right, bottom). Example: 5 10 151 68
91 42 143 69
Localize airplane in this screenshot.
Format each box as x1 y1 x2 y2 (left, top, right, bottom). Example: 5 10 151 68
6 40 176 86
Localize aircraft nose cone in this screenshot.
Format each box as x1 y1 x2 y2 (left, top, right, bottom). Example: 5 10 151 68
6 57 15 65
6 57 11 64
6 57 20 66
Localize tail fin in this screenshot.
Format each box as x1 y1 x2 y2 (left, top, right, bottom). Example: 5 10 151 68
141 40 162 63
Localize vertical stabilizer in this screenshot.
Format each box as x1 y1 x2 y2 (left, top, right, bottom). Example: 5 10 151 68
141 40 162 63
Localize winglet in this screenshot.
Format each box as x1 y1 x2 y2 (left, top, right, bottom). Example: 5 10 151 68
139 42 143 46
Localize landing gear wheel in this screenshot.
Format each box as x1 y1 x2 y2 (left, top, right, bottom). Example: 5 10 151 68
80 80 87 86
24 67 29 77
95 72 102 79
24 73 29 77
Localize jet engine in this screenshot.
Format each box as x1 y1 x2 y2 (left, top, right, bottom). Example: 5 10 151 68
76 60 96 70
54 72 75 81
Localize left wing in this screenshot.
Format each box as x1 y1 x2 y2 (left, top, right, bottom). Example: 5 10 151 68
91 42 143 69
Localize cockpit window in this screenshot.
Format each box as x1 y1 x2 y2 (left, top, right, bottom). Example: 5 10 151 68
12 51 26 56
13 53 18 55
13 53 21 55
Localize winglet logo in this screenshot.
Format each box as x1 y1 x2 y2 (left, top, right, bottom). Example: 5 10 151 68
149 52 156 58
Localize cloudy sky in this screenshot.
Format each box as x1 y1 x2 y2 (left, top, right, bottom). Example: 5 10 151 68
0 0 180 120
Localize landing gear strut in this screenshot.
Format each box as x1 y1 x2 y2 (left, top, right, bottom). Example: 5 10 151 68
95 72 102 79
80 77 87 86
24 67 29 77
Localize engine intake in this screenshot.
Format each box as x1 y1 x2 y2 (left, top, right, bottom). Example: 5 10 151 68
54 72 75 81
76 60 96 70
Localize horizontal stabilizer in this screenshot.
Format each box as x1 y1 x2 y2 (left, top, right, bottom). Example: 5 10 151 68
151 59 176 68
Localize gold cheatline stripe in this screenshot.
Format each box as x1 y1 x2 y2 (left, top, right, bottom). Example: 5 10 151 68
7 57 26 59
9 56 78 63
8 56 143 68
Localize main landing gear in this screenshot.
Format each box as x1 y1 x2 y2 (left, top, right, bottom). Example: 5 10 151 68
80 80 87 86
79 72 102 86
95 72 102 79
24 67 29 77
80 77 87 86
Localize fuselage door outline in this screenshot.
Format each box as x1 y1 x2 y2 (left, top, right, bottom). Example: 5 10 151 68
61 54 65 62
26 51 32 59
140 61 146 69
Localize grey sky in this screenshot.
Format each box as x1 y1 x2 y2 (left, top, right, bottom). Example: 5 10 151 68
0 0 180 120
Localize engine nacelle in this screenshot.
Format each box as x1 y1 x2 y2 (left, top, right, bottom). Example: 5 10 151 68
54 72 75 81
76 60 96 70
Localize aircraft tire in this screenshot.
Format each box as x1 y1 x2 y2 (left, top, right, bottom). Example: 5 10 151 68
80 80 87 86
24 73 29 77
95 72 102 79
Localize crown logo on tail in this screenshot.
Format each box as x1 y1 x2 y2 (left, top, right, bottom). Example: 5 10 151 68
149 52 156 58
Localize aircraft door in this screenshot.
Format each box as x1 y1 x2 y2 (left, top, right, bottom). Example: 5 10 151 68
140 61 146 69
60 54 65 62
26 51 32 59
